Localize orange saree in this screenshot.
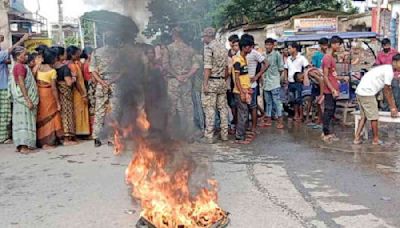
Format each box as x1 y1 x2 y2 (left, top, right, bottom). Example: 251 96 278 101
69 62 90 136
36 70 64 147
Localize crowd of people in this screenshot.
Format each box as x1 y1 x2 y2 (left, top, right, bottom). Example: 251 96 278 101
199 28 400 145
2 27 400 153
0 34 102 153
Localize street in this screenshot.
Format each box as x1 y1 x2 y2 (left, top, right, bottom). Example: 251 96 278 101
1 124 400 228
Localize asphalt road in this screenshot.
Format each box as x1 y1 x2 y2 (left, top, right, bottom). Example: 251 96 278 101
1 123 399 228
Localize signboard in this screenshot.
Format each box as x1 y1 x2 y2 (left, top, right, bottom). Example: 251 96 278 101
24 38 52 53
294 18 337 33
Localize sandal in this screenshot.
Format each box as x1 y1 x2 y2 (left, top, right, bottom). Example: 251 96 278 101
312 125 322 129
276 123 284 129
322 135 333 143
259 118 272 127
235 137 252 145
372 140 384 146
19 147 36 154
3 139 12 144
353 138 362 145
246 131 257 141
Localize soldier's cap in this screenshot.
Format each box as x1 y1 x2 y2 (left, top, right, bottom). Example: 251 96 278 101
202 27 216 37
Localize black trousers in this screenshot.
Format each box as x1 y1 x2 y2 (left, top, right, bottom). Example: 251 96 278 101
323 94 336 135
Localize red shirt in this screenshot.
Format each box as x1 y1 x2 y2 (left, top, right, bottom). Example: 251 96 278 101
13 63 27 81
83 62 91 81
375 48 398 65
322 54 339 94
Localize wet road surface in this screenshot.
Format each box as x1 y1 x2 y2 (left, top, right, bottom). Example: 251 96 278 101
1 123 399 227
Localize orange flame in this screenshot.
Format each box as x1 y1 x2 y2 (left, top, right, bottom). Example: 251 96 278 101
136 108 150 132
113 129 124 155
125 143 226 227
125 110 226 227
111 108 150 155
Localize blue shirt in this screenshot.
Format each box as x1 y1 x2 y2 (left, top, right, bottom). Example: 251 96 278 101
0 50 10 89
311 51 324 69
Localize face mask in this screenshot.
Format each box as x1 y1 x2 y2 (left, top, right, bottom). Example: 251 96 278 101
383 48 391 53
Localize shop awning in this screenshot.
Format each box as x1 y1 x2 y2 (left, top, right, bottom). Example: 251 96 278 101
277 32 378 43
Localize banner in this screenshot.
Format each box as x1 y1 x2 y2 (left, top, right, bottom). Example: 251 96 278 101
24 38 52 53
294 18 337 33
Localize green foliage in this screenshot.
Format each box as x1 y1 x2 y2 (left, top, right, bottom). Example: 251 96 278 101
144 0 225 46
81 19 95 46
64 36 80 47
215 0 349 27
81 10 139 46
144 0 356 43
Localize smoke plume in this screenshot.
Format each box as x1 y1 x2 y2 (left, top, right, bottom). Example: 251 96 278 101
83 0 151 42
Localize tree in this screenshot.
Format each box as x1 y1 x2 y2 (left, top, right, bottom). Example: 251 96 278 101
144 0 356 42
213 0 356 28
81 10 139 47
143 0 224 46
64 36 81 47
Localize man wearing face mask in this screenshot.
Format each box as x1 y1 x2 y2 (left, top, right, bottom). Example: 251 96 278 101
375 39 400 110
375 38 398 66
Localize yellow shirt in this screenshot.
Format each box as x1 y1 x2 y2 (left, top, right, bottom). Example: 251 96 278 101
232 55 251 94
37 69 57 83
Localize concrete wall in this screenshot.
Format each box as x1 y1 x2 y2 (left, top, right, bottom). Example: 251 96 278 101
0 2 11 49
338 14 372 32
391 2 400 17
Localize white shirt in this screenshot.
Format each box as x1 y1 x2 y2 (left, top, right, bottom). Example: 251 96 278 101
285 53 309 83
247 49 265 88
356 65 394 96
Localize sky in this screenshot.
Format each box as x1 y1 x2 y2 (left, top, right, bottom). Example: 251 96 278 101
24 0 150 41
24 0 94 23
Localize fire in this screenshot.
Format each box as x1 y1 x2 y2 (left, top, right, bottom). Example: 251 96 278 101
125 143 226 227
136 108 150 131
123 110 226 227
113 129 124 155
111 108 150 155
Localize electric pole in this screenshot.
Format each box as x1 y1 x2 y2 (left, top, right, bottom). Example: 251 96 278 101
376 0 382 35
58 0 64 45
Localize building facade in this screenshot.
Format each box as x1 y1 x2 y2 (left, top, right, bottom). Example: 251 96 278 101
0 0 48 48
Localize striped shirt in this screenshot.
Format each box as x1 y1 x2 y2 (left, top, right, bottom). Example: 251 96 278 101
247 49 265 88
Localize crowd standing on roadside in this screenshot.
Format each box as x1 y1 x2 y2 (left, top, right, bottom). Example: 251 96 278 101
2 28 400 153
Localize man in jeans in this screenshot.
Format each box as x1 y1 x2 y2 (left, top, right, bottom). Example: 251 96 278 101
321 36 349 142
285 42 309 121
354 55 400 145
262 38 284 129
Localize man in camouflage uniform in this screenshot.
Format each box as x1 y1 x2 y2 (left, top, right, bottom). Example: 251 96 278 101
192 53 205 133
90 36 120 147
202 27 229 143
163 27 198 140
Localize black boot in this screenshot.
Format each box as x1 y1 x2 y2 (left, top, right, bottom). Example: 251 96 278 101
94 139 102 147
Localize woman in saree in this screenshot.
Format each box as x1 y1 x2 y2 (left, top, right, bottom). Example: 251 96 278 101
81 47 95 136
10 46 39 153
53 46 77 145
67 46 90 137
36 47 64 149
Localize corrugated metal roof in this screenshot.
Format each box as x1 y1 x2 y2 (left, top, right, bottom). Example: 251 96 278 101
277 32 378 42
